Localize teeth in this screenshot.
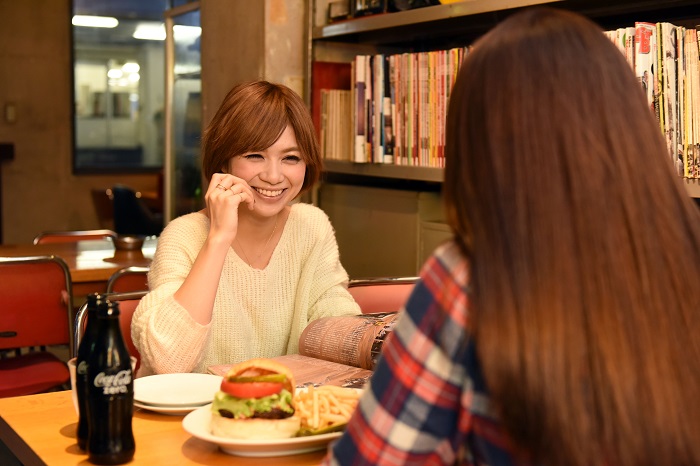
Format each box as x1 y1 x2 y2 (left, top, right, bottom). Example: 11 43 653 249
255 187 284 197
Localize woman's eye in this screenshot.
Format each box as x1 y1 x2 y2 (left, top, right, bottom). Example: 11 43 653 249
244 153 263 160
284 155 302 163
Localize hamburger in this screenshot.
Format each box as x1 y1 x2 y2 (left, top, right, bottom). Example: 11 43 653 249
210 358 300 439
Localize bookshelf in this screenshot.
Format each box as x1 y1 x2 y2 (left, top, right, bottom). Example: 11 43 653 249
309 0 700 277
323 160 443 183
310 0 700 182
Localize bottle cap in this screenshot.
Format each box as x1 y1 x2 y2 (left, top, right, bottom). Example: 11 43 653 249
86 292 105 310
98 299 121 318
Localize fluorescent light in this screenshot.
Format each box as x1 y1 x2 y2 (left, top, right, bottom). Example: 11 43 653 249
107 69 123 79
133 22 165 41
72 15 118 28
122 62 140 73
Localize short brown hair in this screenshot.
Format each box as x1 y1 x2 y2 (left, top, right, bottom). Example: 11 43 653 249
201 80 322 195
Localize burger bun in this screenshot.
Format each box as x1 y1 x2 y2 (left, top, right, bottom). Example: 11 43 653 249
224 358 296 393
211 413 301 440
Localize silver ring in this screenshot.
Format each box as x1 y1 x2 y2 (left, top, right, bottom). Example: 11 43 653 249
215 183 227 191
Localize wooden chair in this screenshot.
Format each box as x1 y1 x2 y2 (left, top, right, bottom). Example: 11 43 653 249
33 229 117 245
106 266 149 293
0 255 73 398
91 188 115 230
74 290 146 375
348 277 418 314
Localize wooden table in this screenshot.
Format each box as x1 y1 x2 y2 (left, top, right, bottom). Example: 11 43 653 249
0 391 326 465
0 238 156 300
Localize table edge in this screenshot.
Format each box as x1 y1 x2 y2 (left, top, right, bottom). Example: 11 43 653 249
0 415 46 466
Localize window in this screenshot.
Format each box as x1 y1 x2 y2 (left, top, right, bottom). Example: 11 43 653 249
72 0 168 173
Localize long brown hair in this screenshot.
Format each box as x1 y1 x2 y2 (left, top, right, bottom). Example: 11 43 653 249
201 80 322 195
444 8 700 465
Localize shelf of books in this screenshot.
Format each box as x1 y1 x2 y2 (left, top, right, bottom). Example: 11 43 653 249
313 1 700 195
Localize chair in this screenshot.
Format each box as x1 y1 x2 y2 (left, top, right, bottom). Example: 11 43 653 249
112 184 164 237
33 229 117 245
348 277 418 314
106 266 149 293
0 255 73 398
74 290 146 375
91 188 115 230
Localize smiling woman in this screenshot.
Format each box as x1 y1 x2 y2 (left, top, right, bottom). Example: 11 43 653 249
130 80 362 380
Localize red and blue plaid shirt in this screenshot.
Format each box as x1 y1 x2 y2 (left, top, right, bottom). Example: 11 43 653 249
323 240 524 465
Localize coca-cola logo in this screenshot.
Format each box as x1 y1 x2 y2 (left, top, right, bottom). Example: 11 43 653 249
93 370 132 395
77 360 88 375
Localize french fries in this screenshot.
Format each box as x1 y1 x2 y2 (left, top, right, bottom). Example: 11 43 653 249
295 385 361 432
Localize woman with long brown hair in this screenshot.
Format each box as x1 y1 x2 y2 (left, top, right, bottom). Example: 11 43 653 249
325 7 700 465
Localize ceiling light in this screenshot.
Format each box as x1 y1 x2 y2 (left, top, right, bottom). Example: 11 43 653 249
133 23 166 41
122 62 140 73
107 69 123 79
72 15 119 28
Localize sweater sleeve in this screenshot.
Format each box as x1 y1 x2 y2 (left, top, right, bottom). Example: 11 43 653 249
131 215 212 376
304 208 361 321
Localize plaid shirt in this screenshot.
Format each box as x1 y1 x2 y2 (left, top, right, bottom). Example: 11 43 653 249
323 240 523 465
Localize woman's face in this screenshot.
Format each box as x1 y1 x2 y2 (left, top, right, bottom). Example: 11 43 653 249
227 125 306 218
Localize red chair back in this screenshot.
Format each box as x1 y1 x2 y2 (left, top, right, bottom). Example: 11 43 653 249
0 255 73 397
106 266 149 293
348 277 418 314
0 255 73 350
117 298 142 374
33 229 116 245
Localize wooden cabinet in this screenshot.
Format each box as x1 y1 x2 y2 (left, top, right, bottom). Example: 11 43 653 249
308 0 700 277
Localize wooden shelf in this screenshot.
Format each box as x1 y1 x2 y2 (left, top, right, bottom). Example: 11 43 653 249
323 160 443 183
314 0 700 44
313 0 560 40
683 179 700 199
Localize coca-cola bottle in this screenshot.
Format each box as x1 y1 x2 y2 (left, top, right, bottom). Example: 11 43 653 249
86 299 135 465
76 293 103 450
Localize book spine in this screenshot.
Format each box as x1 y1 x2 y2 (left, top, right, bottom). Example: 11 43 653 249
354 55 367 163
635 22 657 114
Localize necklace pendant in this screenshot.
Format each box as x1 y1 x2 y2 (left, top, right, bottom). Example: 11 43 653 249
236 214 279 269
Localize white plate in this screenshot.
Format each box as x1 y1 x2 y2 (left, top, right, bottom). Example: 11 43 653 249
182 404 341 457
133 400 202 416
134 373 223 407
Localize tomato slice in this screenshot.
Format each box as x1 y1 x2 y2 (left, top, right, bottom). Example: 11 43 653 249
230 373 287 384
220 380 284 398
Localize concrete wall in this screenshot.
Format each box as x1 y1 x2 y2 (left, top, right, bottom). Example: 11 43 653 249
0 0 160 244
200 0 306 128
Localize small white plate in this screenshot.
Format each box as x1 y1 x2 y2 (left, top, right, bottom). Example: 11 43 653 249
182 404 342 457
133 400 202 416
134 373 222 407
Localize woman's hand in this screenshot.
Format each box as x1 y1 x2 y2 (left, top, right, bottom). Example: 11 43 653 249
173 173 257 325
205 173 256 243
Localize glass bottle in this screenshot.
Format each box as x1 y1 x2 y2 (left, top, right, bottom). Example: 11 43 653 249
86 299 135 465
75 293 103 450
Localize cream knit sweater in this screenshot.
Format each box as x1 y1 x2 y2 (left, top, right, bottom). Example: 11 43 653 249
131 203 361 376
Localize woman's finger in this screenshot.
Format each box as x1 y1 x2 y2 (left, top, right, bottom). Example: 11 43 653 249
232 188 255 210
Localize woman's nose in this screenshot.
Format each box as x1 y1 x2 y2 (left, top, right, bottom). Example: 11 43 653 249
260 161 284 184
